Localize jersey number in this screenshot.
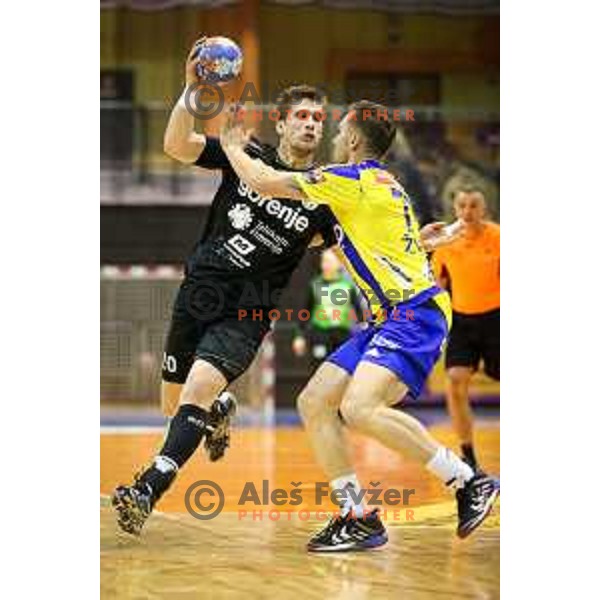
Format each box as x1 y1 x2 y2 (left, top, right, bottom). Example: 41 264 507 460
162 353 177 374
400 196 422 254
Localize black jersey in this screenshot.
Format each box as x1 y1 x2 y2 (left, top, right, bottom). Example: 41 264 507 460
185 137 335 317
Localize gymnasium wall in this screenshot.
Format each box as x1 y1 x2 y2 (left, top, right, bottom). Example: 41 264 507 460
100 6 499 111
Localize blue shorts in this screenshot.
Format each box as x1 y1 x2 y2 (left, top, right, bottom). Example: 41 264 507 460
327 300 449 397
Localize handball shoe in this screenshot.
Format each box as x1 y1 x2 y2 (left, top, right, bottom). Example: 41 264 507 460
112 483 153 536
456 473 500 538
204 391 237 462
307 509 388 552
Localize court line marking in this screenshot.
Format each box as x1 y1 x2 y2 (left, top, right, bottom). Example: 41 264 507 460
101 495 499 530
101 426 164 434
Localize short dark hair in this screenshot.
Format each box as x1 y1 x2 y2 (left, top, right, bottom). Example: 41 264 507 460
452 182 486 200
275 85 326 121
348 100 396 158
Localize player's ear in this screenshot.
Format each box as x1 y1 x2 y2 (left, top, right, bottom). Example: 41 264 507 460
275 120 285 136
349 129 361 152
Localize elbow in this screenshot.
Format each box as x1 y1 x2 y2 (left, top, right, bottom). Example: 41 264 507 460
163 131 191 163
163 136 181 161
164 134 204 164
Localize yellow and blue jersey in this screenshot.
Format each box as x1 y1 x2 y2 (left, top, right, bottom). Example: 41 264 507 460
294 160 451 325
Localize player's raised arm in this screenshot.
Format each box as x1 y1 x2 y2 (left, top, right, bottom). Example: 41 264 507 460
420 220 466 251
163 38 210 164
220 115 307 199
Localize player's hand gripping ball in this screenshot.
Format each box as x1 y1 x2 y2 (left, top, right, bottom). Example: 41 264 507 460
194 36 243 83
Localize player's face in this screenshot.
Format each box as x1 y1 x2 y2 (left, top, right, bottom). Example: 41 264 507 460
331 117 353 163
320 249 341 278
454 192 486 224
279 98 324 153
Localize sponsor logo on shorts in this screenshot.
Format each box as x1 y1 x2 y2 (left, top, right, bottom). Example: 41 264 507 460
371 334 401 351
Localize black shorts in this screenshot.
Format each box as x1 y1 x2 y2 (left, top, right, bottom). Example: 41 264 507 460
445 309 500 380
162 278 272 384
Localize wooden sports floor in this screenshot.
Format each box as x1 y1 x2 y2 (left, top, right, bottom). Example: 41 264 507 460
101 419 500 599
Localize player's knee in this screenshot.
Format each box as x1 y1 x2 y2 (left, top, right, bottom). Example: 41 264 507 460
180 375 212 408
179 360 227 409
339 395 373 431
447 367 471 387
297 385 326 423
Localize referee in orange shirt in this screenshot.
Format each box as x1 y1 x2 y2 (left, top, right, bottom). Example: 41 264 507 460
432 185 500 471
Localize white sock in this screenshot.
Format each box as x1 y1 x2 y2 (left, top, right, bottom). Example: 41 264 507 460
331 473 365 517
154 455 178 474
426 447 474 489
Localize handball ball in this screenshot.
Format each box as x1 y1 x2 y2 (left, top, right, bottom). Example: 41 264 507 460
194 36 243 83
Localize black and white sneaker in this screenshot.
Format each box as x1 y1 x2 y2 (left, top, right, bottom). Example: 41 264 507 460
204 391 237 462
307 509 388 552
112 483 153 536
456 473 500 538
112 460 176 536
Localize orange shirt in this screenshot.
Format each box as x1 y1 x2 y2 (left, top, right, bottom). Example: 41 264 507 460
432 222 500 315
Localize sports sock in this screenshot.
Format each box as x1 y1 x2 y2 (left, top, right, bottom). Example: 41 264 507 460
426 447 474 489
159 404 209 466
331 473 365 518
460 443 478 470
137 404 209 502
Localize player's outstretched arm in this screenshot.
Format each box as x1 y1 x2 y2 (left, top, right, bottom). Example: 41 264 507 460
420 220 465 251
220 115 306 200
163 38 209 164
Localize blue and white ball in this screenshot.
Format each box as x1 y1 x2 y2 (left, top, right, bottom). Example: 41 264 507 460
194 36 243 83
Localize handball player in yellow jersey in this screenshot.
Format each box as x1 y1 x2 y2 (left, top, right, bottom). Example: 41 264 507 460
220 101 499 552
